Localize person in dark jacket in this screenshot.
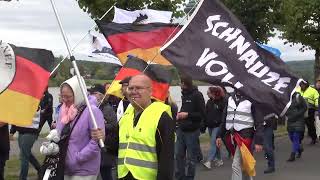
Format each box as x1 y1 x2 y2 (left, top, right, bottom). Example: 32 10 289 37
285 92 307 162
89 84 118 180
38 88 53 132
262 113 278 173
0 122 9 180
202 86 227 169
175 76 206 180
10 109 41 180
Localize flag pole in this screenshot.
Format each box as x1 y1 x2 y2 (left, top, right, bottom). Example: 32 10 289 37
50 0 105 148
50 2 117 76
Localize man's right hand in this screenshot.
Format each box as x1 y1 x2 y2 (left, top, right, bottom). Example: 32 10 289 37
216 138 222 148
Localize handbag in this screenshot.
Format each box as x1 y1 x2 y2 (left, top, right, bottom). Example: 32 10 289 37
40 105 86 180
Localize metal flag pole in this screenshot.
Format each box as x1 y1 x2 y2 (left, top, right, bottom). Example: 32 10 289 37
50 2 117 76
50 0 104 148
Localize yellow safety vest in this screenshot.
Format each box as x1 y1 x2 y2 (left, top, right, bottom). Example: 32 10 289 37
297 87 319 109
118 102 172 180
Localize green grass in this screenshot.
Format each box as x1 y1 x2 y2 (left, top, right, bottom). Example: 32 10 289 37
5 155 45 180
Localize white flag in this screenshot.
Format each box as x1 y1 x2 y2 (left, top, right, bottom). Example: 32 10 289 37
84 31 122 65
113 7 172 24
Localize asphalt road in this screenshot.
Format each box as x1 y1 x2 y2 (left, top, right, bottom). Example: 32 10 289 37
196 136 320 180
9 135 320 180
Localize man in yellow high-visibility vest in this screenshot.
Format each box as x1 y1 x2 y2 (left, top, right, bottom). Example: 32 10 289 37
92 74 175 180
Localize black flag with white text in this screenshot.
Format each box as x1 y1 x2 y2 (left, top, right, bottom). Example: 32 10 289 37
160 0 301 116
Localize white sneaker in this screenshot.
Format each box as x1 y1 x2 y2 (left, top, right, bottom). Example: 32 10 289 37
214 159 224 167
202 161 211 169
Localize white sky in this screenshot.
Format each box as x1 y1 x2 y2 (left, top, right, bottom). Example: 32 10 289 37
0 0 315 61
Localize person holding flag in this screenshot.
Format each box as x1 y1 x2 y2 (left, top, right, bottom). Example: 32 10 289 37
92 74 175 180
216 90 264 180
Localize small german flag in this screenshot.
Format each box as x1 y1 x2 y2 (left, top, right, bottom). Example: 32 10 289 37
0 42 54 126
107 56 171 101
96 21 179 66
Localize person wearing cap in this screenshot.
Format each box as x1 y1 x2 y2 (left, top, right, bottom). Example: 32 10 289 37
90 84 118 180
92 74 175 180
55 76 105 180
297 81 319 144
117 77 132 121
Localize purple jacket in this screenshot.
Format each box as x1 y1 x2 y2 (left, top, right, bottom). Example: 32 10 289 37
57 97 105 176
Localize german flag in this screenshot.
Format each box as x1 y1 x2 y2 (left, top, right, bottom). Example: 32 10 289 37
96 21 179 66
107 56 171 101
234 133 256 177
0 43 54 126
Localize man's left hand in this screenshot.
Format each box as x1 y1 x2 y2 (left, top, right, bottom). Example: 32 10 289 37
254 144 263 152
177 112 188 120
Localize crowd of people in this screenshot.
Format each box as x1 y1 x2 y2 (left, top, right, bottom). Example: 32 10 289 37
1 74 320 180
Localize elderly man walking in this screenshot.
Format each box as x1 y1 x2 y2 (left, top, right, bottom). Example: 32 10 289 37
92 74 175 180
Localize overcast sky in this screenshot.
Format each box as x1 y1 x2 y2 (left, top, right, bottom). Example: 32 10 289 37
0 0 315 61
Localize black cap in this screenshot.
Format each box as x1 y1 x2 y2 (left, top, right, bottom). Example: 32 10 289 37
119 76 132 85
89 84 106 94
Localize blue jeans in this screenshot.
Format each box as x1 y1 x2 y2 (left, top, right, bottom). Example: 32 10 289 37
207 127 221 161
289 131 302 153
263 127 275 168
175 129 200 180
18 133 40 180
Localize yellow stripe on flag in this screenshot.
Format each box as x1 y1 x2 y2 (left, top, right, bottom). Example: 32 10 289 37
107 80 124 98
240 143 256 176
0 89 40 126
117 46 171 65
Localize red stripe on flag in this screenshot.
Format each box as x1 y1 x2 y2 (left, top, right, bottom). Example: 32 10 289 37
8 56 50 99
151 81 169 101
107 27 176 54
114 68 142 81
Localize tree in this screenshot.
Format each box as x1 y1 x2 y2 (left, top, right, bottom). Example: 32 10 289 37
76 0 185 21
279 0 320 81
221 0 282 43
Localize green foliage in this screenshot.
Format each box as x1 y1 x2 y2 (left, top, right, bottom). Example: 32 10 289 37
279 0 320 51
49 57 121 86
221 0 282 43
286 60 314 83
279 0 320 81
76 0 185 21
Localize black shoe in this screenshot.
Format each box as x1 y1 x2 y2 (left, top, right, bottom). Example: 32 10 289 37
287 152 295 162
297 147 304 158
264 167 275 174
310 139 317 145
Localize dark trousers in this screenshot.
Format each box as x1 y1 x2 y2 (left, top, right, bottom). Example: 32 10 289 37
100 165 113 180
39 115 53 132
175 129 200 180
264 127 275 168
0 157 6 180
18 133 41 180
289 131 303 153
305 110 317 140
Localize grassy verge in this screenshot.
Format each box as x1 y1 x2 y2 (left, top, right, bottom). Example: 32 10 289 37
5 155 45 180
